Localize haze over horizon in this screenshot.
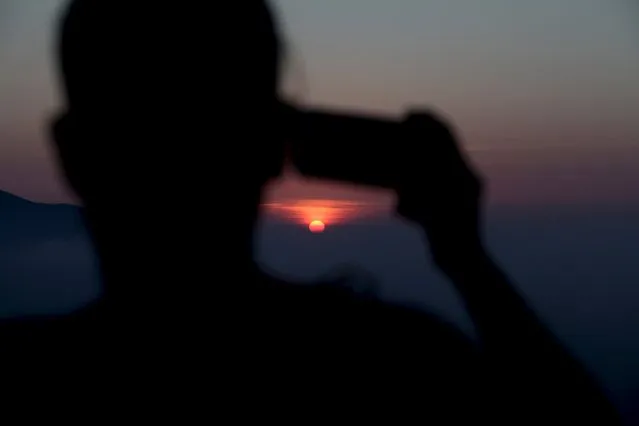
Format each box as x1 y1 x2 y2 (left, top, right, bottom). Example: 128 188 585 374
1 0 638 208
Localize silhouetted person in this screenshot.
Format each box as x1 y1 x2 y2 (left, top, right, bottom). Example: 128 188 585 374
0 1 622 422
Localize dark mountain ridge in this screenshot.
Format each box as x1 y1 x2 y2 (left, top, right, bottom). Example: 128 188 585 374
0 190 84 242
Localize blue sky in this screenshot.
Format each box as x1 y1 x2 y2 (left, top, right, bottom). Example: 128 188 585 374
0 0 638 205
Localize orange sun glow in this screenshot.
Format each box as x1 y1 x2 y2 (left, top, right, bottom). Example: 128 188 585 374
308 220 326 233
262 199 388 229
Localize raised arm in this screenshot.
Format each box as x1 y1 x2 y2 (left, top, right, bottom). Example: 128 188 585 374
397 112 621 424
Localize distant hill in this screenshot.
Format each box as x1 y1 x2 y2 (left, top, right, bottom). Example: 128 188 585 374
0 189 100 318
0 190 84 243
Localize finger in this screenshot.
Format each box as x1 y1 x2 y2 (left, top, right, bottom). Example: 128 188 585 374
409 112 482 190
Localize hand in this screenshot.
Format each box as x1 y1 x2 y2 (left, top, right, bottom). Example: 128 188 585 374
396 111 484 274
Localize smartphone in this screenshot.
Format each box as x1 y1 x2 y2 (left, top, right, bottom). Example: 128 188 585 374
284 104 404 189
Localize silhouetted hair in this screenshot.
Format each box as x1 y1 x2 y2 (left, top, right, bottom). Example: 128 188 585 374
58 1 283 109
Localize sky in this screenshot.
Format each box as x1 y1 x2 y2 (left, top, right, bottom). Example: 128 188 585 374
0 0 638 208
2 2 639 416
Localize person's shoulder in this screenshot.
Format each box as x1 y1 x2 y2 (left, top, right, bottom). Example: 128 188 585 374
275 277 472 344
357 292 472 348
0 298 107 345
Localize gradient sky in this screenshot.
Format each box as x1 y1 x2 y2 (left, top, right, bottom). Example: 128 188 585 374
1 0 638 207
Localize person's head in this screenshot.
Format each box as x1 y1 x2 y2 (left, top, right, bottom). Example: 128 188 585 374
51 1 287 265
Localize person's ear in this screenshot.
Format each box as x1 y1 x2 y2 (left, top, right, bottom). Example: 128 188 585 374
51 110 71 147
50 110 87 200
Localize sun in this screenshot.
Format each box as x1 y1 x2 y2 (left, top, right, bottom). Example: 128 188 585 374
309 220 326 233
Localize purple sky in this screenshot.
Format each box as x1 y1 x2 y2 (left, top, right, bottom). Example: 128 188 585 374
1 0 638 208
